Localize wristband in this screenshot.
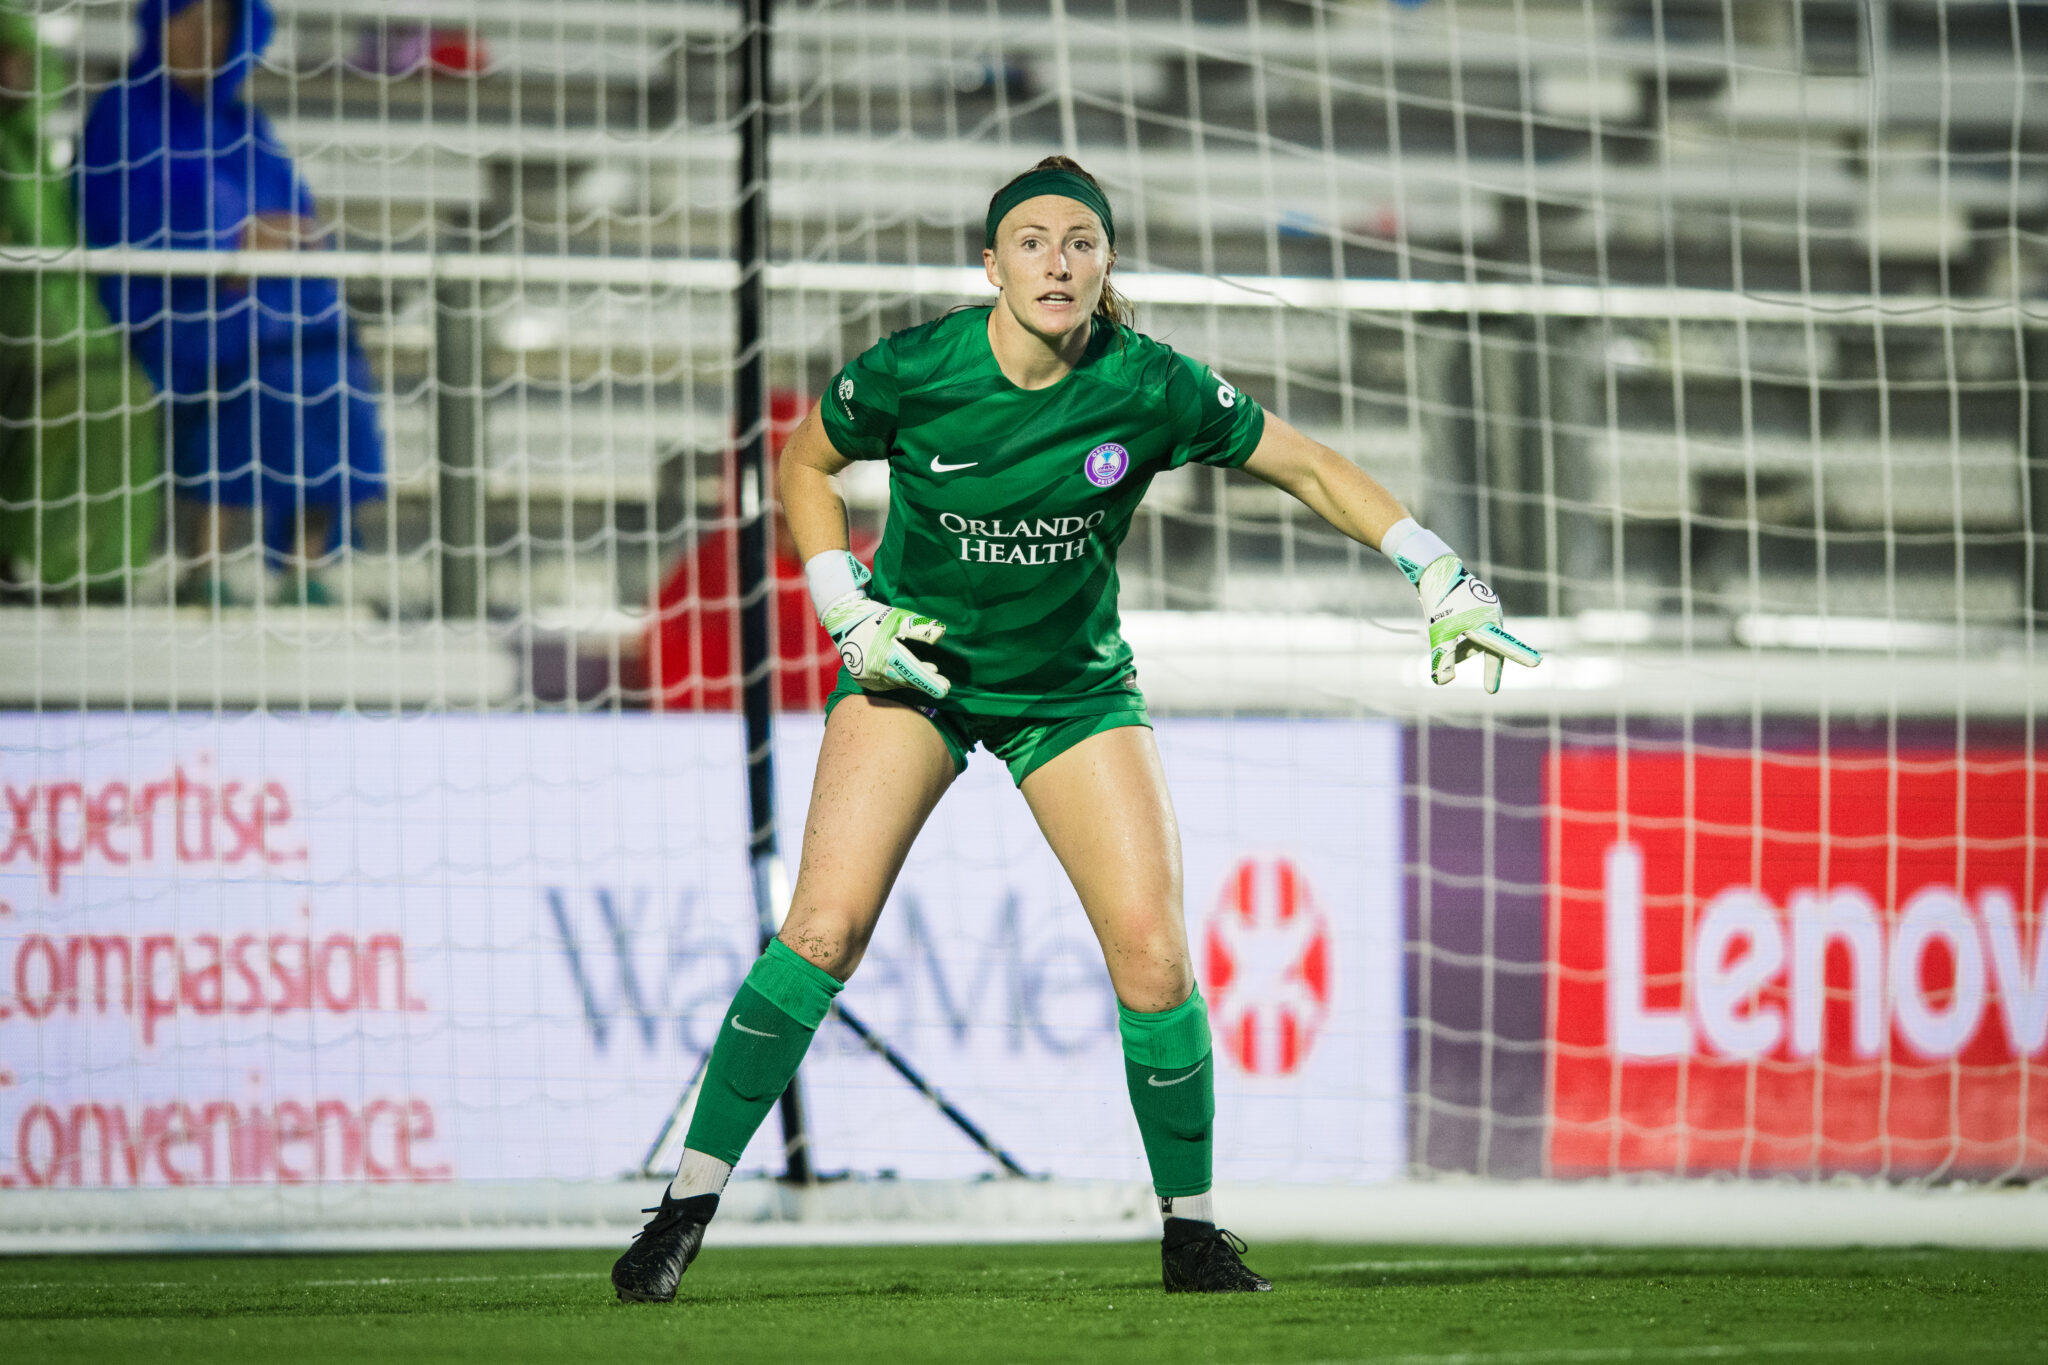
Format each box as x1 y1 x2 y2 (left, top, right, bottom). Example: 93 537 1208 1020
803 550 866 620
1379 517 1456 581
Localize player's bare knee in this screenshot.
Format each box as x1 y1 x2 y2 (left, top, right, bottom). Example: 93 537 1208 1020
777 909 876 981
1103 909 1189 963
1103 941 1195 1012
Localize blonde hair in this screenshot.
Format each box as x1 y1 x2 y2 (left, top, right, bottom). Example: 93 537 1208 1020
986 155 1132 328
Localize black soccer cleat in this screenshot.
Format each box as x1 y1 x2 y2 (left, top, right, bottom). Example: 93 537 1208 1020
611 1191 718 1303
1161 1217 1273 1293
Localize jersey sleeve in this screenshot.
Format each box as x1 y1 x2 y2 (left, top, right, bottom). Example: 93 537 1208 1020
1165 352 1266 470
819 335 901 461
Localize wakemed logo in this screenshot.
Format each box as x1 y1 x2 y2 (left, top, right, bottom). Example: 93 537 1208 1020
1083 442 1130 488
835 375 856 420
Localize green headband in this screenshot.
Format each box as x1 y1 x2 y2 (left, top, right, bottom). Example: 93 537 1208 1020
983 168 1117 250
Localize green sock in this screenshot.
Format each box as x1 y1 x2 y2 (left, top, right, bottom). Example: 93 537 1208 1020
1119 989 1215 1200
683 938 843 1165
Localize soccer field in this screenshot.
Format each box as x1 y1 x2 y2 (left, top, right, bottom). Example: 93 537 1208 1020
5 1242 2044 1364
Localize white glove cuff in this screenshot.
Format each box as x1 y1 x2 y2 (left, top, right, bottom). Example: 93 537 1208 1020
804 549 865 620
1379 517 1451 566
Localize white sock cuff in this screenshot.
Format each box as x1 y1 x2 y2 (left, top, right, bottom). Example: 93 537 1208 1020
804 549 865 619
671 1148 734 1200
1379 517 1453 569
1159 1191 1215 1225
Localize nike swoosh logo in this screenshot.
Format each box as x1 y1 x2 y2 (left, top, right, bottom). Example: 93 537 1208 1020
729 1015 779 1038
930 458 979 473
1147 1059 1207 1087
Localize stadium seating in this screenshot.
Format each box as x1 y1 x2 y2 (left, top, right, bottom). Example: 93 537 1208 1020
8 0 2033 695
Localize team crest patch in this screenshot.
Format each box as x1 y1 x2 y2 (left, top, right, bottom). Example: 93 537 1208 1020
1084 442 1130 488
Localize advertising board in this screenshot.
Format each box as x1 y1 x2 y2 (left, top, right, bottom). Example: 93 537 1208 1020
0 713 1404 1189
1548 746 2048 1178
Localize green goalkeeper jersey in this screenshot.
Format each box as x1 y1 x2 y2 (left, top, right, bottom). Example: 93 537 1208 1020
820 306 1265 716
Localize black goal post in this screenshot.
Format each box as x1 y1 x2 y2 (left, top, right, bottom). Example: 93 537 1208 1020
642 0 1031 1187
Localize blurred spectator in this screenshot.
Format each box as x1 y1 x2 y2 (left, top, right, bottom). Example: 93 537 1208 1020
79 0 384 606
645 390 876 711
0 1 161 603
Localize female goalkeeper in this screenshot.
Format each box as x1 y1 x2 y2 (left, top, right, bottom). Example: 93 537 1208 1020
612 156 1539 1303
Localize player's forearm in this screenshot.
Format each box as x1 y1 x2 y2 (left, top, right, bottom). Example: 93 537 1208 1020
1245 417 1410 549
783 463 849 562
779 406 853 562
1294 447 1410 550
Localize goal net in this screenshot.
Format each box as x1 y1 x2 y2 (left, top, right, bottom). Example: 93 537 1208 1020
0 0 2042 1248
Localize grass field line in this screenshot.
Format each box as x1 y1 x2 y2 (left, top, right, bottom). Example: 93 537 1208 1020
0 1270 606 1292
1309 1248 1943 1274
3 1247 1956 1292
1299 1341 2028 1365
305 1270 604 1288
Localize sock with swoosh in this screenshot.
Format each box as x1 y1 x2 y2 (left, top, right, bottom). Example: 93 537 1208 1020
681 937 843 1167
1119 988 1216 1202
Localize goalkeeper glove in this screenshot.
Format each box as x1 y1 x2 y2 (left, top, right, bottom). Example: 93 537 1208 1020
1381 519 1541 695
804 550 952 702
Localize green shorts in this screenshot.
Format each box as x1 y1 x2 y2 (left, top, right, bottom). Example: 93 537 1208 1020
824 676 1152 786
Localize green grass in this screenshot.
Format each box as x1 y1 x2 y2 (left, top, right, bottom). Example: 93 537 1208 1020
4 1241 2045 1364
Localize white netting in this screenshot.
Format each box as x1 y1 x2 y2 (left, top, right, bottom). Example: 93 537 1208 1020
0 0 2043 1247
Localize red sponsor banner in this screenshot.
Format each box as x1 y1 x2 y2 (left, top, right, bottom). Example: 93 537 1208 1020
1548 747 2048 1178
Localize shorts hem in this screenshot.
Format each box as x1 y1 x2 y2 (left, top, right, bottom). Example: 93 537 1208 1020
825 671 1152 784
937 692 1149 720
1005 710 1150 787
